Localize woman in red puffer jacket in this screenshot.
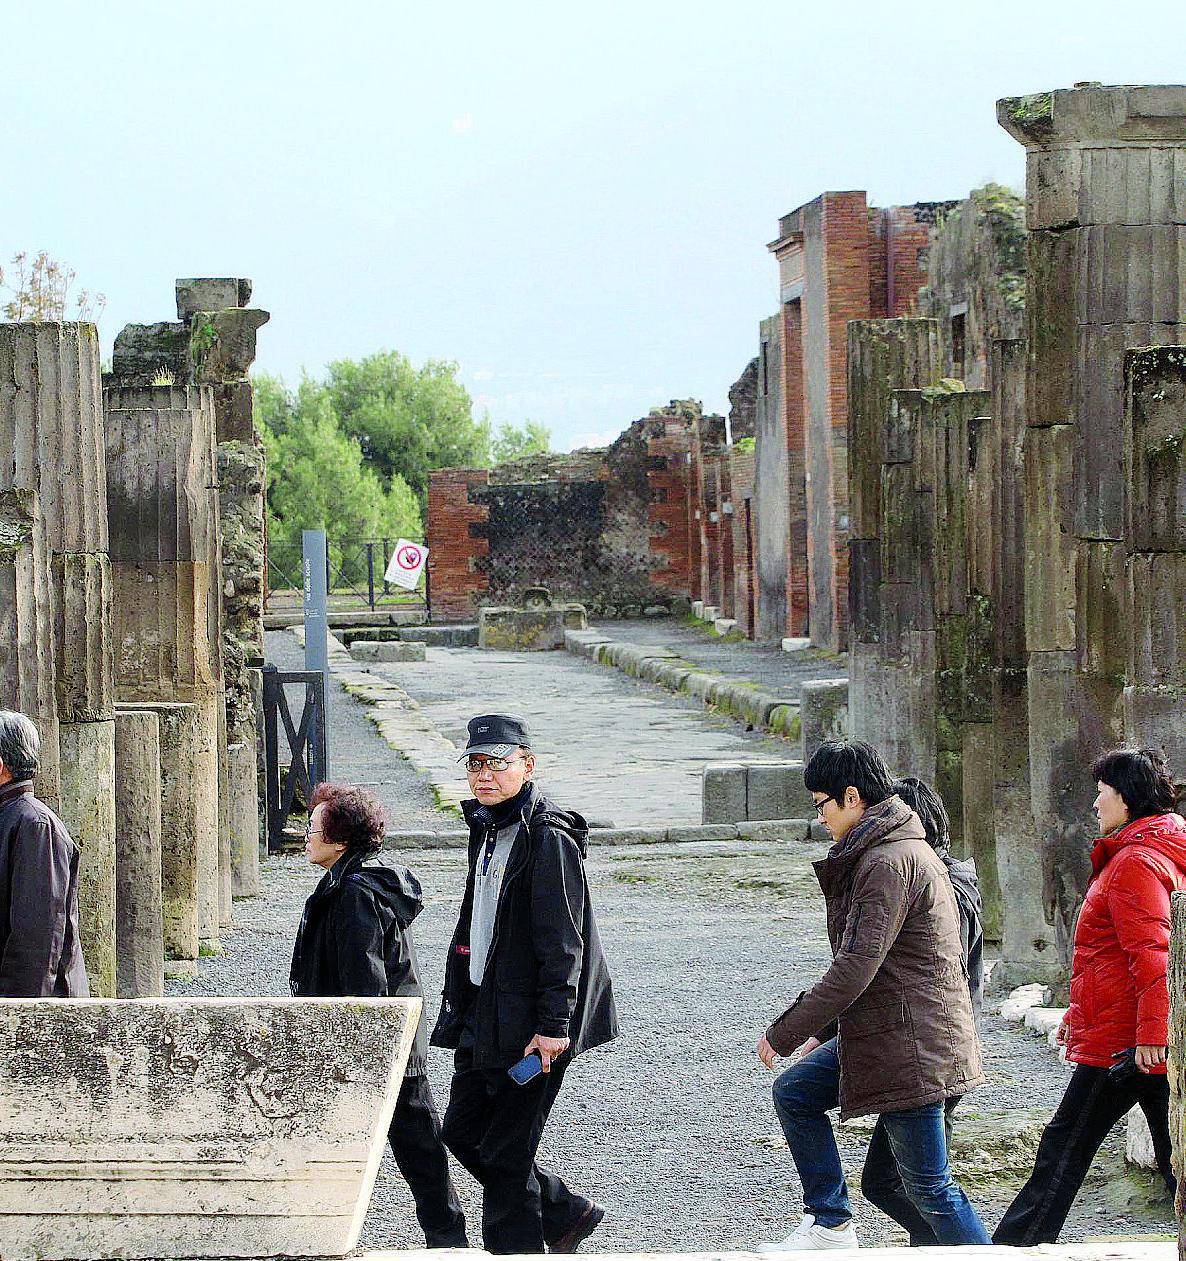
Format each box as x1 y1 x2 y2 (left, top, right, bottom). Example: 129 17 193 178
995 747 1185 1245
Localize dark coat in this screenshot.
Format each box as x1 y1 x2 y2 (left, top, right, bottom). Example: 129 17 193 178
430 782 619 1069
290 849 429 1075
766 795 984 1120
0 779 90 997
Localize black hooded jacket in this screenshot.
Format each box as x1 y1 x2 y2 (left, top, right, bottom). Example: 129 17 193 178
430 781 619 1069
290 850 429 1075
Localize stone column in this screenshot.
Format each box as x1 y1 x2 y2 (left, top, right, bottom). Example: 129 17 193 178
181 281 269 902
990 338 1060 982
845 319 942 754
104 383 223 959
1124 347 1186 767
114 708 164 997
118 702 203 969
0 322 116 996
1000 84 1186 964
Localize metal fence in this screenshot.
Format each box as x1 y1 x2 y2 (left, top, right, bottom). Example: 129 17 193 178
264 537 427 613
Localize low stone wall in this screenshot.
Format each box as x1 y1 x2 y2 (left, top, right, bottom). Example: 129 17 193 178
386 818 812 849
480 604 587 650
0 996 419 1260
702 762 814 825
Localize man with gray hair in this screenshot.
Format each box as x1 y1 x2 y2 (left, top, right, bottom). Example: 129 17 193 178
0 710 89 996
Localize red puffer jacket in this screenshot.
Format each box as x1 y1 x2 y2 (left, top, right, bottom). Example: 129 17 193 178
1065 812 1186 1073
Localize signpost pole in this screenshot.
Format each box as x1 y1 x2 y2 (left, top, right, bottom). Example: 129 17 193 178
303 529 330 781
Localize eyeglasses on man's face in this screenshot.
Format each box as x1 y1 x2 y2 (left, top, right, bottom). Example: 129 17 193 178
465 755 528 775
811 794 835 817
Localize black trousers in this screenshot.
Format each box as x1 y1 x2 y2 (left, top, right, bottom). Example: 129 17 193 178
862 1098 960 1245
994 1063 1176 1245
388 1073 468 1247
440 1044 590 1253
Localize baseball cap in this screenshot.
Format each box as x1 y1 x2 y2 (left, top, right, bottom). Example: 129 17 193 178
459 714 532 761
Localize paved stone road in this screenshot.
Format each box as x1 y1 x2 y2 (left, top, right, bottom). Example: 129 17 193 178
316 637 801 828
206 630 1172 1251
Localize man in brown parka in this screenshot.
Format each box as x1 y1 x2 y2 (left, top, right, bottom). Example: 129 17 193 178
755 741 988 1250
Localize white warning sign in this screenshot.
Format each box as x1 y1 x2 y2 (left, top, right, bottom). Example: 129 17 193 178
384 539 428 591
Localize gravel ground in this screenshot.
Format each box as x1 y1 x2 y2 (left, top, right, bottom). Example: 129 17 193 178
196 627 1174 1251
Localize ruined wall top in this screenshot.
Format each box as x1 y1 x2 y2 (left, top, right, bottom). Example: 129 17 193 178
998 83 1186 147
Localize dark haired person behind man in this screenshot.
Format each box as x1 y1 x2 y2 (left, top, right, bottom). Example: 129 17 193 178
290 781 467 1248
0 710 89 997
432 715 618 1255
995 747 1185 1245
756 741 988 1249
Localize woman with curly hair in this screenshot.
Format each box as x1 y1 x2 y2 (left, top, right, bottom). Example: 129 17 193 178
290 782 466 1247
995 747 1185 1244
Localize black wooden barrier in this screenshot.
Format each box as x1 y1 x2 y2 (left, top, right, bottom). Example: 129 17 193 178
262 666 329 852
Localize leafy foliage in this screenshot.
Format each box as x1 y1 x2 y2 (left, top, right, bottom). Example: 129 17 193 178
492 418 551 464
255 374 422 587
325 351 490 498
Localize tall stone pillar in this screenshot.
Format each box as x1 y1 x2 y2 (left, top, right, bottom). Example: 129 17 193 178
1000 84 1186 963
0 322 116 996
990 339 1060 981
179 280 268 900
114 707 164 998
104 384 223 959
1124 347 1186 768
846 319 942 756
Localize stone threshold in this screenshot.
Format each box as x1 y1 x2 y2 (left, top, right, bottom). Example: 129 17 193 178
564 629 801 740
170 1243 1176 1261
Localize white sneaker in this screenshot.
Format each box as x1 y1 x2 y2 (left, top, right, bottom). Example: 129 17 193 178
756 1214 859 1251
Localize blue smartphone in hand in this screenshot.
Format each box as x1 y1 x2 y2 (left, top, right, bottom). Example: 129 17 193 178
507 1051 544 1085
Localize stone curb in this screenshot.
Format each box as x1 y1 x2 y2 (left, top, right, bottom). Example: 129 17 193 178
384 818 814 850
564 628 800 739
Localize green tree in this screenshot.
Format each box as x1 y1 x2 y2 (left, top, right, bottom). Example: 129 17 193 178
492 418 551 464
256 375 421 590
326 351 490 497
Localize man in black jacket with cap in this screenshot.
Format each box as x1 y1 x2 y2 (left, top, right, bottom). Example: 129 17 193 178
432 714 618 1255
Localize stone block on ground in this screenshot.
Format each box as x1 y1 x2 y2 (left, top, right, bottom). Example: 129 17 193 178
713 618 737 636
746 761 811 821
478 605 586 651
701 605 719 622
703 763 747 825
0 996 419 1260
799 678 850 762
1000 983 1051 1021
781 637 812 653
1023 1005 1068 1039
737 819 813 842
691 600 704 618
350 640 428 663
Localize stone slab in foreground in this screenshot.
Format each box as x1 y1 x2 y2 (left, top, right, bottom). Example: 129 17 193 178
0 996 420 1260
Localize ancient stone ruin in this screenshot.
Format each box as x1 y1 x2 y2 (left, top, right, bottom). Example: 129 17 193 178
0 277 269 995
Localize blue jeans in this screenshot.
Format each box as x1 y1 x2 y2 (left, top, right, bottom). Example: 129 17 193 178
772 1037 990 1244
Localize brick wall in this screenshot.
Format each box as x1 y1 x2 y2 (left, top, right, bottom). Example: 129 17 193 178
645 409 696 597
782 298 809 636
426 468 491 620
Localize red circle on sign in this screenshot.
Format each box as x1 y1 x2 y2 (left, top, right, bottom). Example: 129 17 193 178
396 545 423 570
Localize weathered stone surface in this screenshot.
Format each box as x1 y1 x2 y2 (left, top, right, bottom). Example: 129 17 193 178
351 640 427 663
702 763 746 825
1024 425 1076 652
1027 651 1094 960
1126 345 1186 551
188 309 271 384
175 277 252 320
992 338 1029 668
746 762 811 821
479 605 587 651
846 319 942 542
117 703 202 962
1025 230 1077 427
0 996 418 1260
1077 540 1127 682
110 321 190 383
961 721 1000 941
799 678 849 763
114 709 164 998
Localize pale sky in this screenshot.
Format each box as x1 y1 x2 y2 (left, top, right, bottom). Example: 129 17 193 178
4 1 1186 450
